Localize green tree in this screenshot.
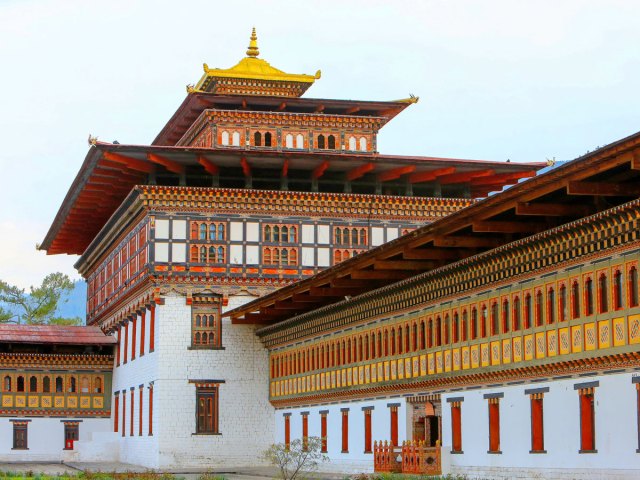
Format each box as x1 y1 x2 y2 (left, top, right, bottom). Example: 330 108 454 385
264 437 329 480
0 273 82 325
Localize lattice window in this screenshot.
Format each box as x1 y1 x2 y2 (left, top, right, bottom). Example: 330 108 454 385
190 221 225 241
263 224 297 243
263 247 298 266
192 305 222 348
334 226 367 246
190 244 225 264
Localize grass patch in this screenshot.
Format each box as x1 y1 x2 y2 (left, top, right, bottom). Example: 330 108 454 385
0 472 192 480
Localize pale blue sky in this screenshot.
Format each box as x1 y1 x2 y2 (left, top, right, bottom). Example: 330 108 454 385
0 0 639 288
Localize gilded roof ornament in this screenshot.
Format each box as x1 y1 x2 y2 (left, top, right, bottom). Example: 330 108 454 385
193 28 320 97
246 27 259 57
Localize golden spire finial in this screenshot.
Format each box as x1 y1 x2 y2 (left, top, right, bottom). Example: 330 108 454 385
246 27 259 57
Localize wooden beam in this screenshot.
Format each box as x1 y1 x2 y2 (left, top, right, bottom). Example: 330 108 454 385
282 159 289 178
408 167 456 184
401 247 475 260
231 313 275 325
274 300 321 310
292 293 328 302
378 165 416 182
102 152 155 173
312 160 330 179
433 236 504 248
198 155 219 175
315 104 325 113
567 181 640 196
308 287 364 297
471 170 537 186
472 220 551 233
374 260 439 270
278 102 287 111
330 278 379 288
345 106 360 114
147 154 184 174
346 162 375 181
632 151 640 170
516 202 593 216
438 169 494 185
350 270 412 280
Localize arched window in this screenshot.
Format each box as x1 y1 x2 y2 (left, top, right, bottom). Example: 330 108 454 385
69 377 76 393
81 376 89 393
200 246 207 263
221 131 230 146
94 377 102 393
420 320 426 349
196 314 202 327
452 313 459 343
217 223 224 240
334 250 342 263
377 331 383 358
264 132 272 147
281 249 289 265
630 267 639 307
599 273 608 313
273 226 280 242
491 302 499 335
525 293 532 328
290 249 297 265
348 136 356 150
190 222 198 239
342 228 349 245
363 336 369 360
209 332 214 344
614 270 623 310
264 248 271 264
359 229 367 245
202 332 208 345
208 223 216 241
232 131 241 146
17 376 24 392
3 375 11 392
444 316 450 345
535 290 543 326
513 297 521 331
384 330 389 356
405 324 410 352
481 305 487 338
317 134 326 149
572 281 581 318
502 299 510 333
359 137 367 151
217 247 224 262
29 376 37 393
254 131 262 146
285 134 293 148
281 226 289 243
289 226 296 243
273 248 281 265
471 308 478 340
351 229 358 245
190 246 198 262
398 327 403 354
296 134 304 149
390 329 396 355
209 246 216 262
427 319 433 348
328 135 336 149
585 277 594 315
461 310 468 341
547 288 556 324
55 376 63 393
199 224 207 240
435 317 442 346
559 285 567 321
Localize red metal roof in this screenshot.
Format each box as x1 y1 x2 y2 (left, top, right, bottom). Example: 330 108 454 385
0 325 116 345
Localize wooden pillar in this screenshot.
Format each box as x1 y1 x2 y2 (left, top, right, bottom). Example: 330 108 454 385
139 386 143 436
131 316 137 360
148 384 154 436
341 408 349 453
130 388 134 436
113 394 119 432
149 305 155 352
140 309 146 356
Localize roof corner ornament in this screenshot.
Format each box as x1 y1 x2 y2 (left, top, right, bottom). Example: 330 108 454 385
203 63 209 72
315 70 322 79
546 157 556 166
87 134 98 146
186 84 196 93
246 27 260 58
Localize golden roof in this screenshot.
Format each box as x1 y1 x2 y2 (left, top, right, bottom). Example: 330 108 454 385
193 28 321 97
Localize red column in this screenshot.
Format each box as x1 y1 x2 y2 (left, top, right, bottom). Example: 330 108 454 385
140 310 146 356
531 396 544 451
149 305 155 352
580 391 595 451
131 316 137 360
121 391 126 437
130 389 134 436
302 413 309 451
116 327 121 367
341 409 349 452
123 322 129 364
148 384 153 436
488 401 500 452
390 405 399 446
113 395 119 432
364 409 372 453
139 386 143 436
284 415 290 449
451 403 462 452
320 412 328 453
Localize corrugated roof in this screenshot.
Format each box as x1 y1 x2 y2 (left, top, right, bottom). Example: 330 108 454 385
0 324 116 345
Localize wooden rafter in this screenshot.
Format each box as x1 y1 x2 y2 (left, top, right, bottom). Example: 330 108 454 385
516 202 593 216
346 163 375 181
408 167 456 184
312 160 330 179
378 165 416 182
197 155 219 175
102 152 155 173
438 169 494 185
472 220 551 233
566 181 640 196
147 154 184 174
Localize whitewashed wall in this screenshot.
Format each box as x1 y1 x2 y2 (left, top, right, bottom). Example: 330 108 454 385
275 397 410 473
0 418 110 462
441 371 640 480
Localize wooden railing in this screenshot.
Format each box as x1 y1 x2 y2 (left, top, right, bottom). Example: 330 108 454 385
374 440 441 475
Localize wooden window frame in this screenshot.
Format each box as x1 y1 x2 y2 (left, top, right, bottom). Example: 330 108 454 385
12 422 29 450
195 386 220 435
191 305 222 349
